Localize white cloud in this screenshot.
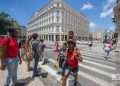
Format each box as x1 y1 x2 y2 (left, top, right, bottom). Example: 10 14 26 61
89 22 97 32
100 8 113 18
81 3 94 10
100 0 116 18
89 22 96 28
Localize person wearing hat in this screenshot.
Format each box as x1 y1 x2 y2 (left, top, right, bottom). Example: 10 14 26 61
61 39 82 86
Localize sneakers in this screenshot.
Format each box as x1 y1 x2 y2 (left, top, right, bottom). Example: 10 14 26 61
104 56 108 60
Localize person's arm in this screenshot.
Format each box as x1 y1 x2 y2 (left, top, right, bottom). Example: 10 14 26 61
0 37 7 57
18 42 23 64
18 49 22 64
0 37 7 47
74 48 82 62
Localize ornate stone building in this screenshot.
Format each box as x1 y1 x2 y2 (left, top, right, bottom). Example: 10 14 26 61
27 0 89 43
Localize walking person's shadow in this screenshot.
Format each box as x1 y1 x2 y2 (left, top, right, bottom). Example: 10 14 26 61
16 77 33 86
68 79 82 86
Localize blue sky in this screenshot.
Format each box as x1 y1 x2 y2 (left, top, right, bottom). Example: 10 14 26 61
0 0 116 31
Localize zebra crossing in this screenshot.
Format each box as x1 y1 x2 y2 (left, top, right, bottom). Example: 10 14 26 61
39 53 116 86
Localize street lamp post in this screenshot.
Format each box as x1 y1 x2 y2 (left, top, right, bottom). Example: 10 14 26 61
112 1 120 86
113 1 120 44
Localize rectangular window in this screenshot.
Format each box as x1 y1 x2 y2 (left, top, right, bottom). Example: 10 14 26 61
56 26 60 32
62 35 64 41
49 35 51 41
56 35 60 41
52 35 54 41
56 16 60 23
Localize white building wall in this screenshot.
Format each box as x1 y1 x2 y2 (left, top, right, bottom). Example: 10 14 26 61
27 0 89 43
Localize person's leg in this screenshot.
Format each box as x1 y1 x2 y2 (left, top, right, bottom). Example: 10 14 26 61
11 63 18 86
39 53 42 61
35 58 39 74
107 50 110 56
62 76 67 86
27 60 32 71
104 50 108 60
61 66 71 86
32 58 36 78
73 68 78 86
41 52 44 60
5 63 12 86
74 75 78 86
32 58 39 77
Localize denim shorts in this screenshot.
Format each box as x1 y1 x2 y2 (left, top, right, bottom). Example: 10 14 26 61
5 57 19 65
62 64 78 77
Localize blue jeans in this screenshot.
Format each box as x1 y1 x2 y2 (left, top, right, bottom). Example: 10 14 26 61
105 49 112 57
32 57 39 77
5 57 19 86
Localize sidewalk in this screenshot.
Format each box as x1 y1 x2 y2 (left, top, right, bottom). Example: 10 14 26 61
0 62 44 86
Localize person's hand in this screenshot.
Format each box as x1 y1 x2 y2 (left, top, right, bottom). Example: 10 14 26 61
74 52 81 60
71 55 74 60
19 57 22 64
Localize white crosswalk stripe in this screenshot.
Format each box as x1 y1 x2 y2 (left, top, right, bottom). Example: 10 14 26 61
78 71 111 86
39 56 115 86
79 63 113 78
83 59 115 70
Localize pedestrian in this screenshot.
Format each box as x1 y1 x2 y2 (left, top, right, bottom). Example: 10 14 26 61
68 31 74 40
88 40 93 47
61 42 67 52
54 41 59 52
57 42 67 74
112 38 117 49
39 39 47 65
0 28 22 86
19 38 33 71
31 33 40 78
61 39 82 86
25 37 33 71
103 41 112 60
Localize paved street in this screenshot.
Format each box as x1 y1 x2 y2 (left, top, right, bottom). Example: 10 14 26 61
43 45 116 86
0 0 120 86
0 43 120 86
0 62 45 86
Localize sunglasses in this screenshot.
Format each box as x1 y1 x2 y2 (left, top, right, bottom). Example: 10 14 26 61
67 41 74 44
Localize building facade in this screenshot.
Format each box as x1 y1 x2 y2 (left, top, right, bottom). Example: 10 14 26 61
27 0 89 43
91 31 104 41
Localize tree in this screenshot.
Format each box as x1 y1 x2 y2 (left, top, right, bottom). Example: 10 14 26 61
0 12 20 35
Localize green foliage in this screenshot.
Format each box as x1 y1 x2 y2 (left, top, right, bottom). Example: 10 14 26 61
0 11 20 35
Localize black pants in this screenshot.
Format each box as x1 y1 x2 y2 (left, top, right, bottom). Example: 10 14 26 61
32 57 39 77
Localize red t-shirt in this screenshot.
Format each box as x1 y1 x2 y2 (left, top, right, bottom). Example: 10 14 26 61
66 49 79 69
0 36 19 58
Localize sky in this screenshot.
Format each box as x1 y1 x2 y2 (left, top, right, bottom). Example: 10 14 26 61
0 0 116 31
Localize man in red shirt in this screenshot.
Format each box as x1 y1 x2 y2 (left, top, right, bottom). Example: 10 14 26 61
61 39 82 86
0 28 22 86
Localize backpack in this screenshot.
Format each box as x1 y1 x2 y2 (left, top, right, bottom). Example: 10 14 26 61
0 36 10 70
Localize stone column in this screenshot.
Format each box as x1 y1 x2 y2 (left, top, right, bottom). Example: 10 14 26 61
54 34 56 42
